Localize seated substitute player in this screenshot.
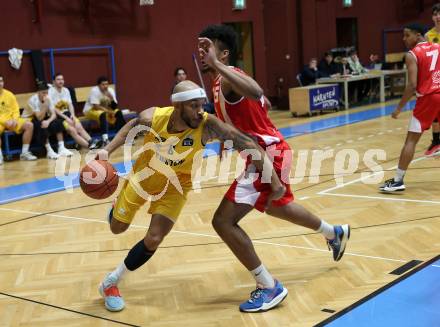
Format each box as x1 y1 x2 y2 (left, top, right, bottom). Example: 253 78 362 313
49 73 99 150
83 76 126 147
0 75 36 164
198 24 350 312
380 24 440 192
95 80 286 312
22 83 65 159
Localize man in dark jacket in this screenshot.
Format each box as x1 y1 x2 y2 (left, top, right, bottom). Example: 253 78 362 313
318 52 339 77
300 58 323 86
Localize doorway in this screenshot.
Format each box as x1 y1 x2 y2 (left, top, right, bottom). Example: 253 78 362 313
225 22 255 77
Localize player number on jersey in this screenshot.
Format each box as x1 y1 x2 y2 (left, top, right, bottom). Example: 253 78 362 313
427 49 439 71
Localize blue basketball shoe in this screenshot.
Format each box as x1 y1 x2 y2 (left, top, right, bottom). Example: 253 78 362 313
239 280 288 312
327 224 350 261
99 273 125 312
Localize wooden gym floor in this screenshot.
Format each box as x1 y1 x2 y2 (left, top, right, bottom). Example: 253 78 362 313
0 100 439 326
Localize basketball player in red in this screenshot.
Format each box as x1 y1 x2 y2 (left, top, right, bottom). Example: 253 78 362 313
381 23 440 192
198 25 350 312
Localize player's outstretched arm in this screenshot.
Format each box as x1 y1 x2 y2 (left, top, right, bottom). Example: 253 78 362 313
198 37 263 101
392 53 417 118
98 107 156 159
203 114 285 202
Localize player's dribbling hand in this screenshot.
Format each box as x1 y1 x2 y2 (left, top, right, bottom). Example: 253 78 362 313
95 149 109 161
198 37 218 68
391 109 401 119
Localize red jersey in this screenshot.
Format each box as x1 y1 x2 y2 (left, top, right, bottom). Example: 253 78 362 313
409 41 440 97
212 67 284 146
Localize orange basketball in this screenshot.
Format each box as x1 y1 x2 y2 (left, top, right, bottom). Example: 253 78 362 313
80 160 119 199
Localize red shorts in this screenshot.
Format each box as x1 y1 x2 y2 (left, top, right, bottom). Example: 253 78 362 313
410 94 440 133
225 140 294 212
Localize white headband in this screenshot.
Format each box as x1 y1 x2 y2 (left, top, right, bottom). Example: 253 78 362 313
171 88 207 102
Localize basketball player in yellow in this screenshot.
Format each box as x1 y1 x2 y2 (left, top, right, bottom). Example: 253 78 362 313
96 80 285 312
0 75 37 164
424 3 440 155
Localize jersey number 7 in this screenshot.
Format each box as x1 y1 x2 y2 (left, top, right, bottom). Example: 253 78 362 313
426 49 439 71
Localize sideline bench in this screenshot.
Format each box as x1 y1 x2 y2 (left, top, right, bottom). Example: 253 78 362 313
1 85 138 159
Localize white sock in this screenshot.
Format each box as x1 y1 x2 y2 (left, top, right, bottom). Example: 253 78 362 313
394 168 406 182
108 262 128 283
45 143 56 154
22 144 30 153
102 134 109 141
58 141 65 150
250 264 275 289
317 220 335 240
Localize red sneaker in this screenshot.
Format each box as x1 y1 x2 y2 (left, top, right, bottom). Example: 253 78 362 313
425 142 440 156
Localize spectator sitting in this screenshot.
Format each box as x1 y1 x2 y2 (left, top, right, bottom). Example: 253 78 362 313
334 57 353 76
0 74 36 164
347 50 368 74
22 82 68 159
83 76 126 147
366 54 382 70
318 52 339 77
300 58 323 86
49 73 99 150
348 51 371 101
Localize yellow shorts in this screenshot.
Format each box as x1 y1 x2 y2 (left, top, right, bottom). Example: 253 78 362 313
62 116 80 130
85 109 120 125
113 173 191 225
0 118 30 135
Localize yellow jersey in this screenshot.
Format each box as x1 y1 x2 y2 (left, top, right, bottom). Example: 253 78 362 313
0 89 19 124
426 27 440 43
133 106 208 183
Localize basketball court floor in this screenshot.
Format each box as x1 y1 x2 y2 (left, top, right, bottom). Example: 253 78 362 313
0 99 439 326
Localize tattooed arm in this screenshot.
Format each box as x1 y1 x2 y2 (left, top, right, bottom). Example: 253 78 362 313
97 107 156 159
202 114 285 203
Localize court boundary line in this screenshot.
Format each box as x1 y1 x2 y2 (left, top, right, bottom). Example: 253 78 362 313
0 206 406 263
315 254 440 327
0 292 140 327
317 156 440 205
2 212 440 257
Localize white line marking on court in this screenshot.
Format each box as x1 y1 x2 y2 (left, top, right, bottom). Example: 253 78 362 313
432 265 440 268
318 156 427 195
299 196 310 200
0 207 406 263
321 192 440 205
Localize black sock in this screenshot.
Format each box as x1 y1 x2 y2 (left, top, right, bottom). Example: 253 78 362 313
433 132 440 144
124 240 155 271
